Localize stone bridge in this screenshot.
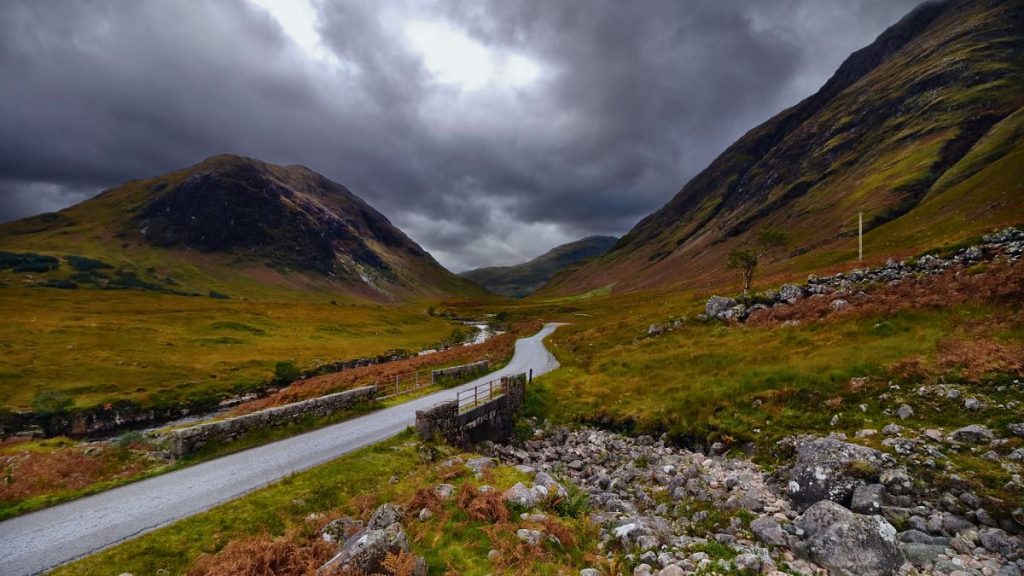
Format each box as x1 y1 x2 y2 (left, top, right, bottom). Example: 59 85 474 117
414 372 529 447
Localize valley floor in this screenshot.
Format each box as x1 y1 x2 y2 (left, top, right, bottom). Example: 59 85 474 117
0 325 561 576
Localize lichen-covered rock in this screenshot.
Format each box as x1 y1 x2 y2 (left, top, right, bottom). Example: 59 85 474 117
321 517 363 544
788 436 884 510
795 500 904 576
750 516 788 547
705 295 738 319
850 484 887 515
947 424 995 444
367 503 404 530
319 523 425 576
504 482 540 508
778 283 804 303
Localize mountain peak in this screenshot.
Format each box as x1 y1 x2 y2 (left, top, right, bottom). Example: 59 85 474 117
0 156 483 301
547 0 1024 295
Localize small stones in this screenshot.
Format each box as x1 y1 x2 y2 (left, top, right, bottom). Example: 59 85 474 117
897 405 914 420
883 423 903 436
516 528 544 546
750 516 788 547
504 482 540 508
964 397 983 411
435 483 455 500
465 457 495 476
733 552 762 574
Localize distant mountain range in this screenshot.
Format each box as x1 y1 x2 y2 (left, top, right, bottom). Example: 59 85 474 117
0 154 484 301
460 236 618 298
544 0 1024 296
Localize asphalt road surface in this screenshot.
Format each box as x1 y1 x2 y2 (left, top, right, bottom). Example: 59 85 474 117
0 323 564 576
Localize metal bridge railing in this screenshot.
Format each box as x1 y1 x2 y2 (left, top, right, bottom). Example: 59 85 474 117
456 378 507 414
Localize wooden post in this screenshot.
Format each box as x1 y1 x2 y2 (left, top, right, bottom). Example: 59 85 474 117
858 211 863 262
529 369 533 385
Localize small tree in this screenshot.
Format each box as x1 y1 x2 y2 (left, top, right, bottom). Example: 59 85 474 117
727 229 789 296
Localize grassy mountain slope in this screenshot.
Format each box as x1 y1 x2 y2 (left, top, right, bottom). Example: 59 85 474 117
459 235 618 298
0 154 485 302
543 0 1024 296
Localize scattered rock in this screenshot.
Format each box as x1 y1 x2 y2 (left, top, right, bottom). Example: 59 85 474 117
779 284 804 304
465 457 495 476
897 405 914 420
795 500 904 576
751 516 788 547
830 299 849 311
788 436 884 510
706 296 739 319
964 397 983 411
850 484 887 515
504 482 540 508
733 552 761 574
367 503 404 530
321 517 364 544
319 522 424 576
947 425 995 444
516 528 544 546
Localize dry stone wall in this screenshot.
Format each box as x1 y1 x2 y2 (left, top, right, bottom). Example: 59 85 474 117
168 385 377 456
431 360 489 383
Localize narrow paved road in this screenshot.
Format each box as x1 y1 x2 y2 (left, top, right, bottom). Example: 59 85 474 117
0 323 563 576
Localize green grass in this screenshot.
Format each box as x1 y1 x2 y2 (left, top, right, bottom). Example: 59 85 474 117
514 293 1022 455
0 285 455 411
49 432 599 576
48 433 426 576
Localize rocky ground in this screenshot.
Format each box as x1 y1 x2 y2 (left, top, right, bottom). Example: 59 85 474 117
690 226 1024 325
483 425 1023 576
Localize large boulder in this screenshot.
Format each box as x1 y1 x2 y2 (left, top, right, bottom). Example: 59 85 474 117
318 523 425 576
795 500 904 576
706 296 738 319
788 436 885 510
779 284 804 304
947 424 995 444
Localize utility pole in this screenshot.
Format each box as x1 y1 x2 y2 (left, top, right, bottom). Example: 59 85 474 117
858 211 863 262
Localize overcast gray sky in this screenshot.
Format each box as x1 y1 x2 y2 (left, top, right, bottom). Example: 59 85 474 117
0 0 924 271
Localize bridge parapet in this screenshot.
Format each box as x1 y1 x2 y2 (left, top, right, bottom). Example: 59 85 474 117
415 373 528 447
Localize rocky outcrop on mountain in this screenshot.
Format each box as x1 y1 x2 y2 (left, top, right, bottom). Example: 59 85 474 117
486 425 1023 576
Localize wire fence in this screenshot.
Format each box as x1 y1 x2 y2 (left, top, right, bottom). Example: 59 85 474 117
375 360 491 400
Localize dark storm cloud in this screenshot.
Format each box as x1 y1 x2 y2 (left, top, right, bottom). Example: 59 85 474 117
0 0 923 271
